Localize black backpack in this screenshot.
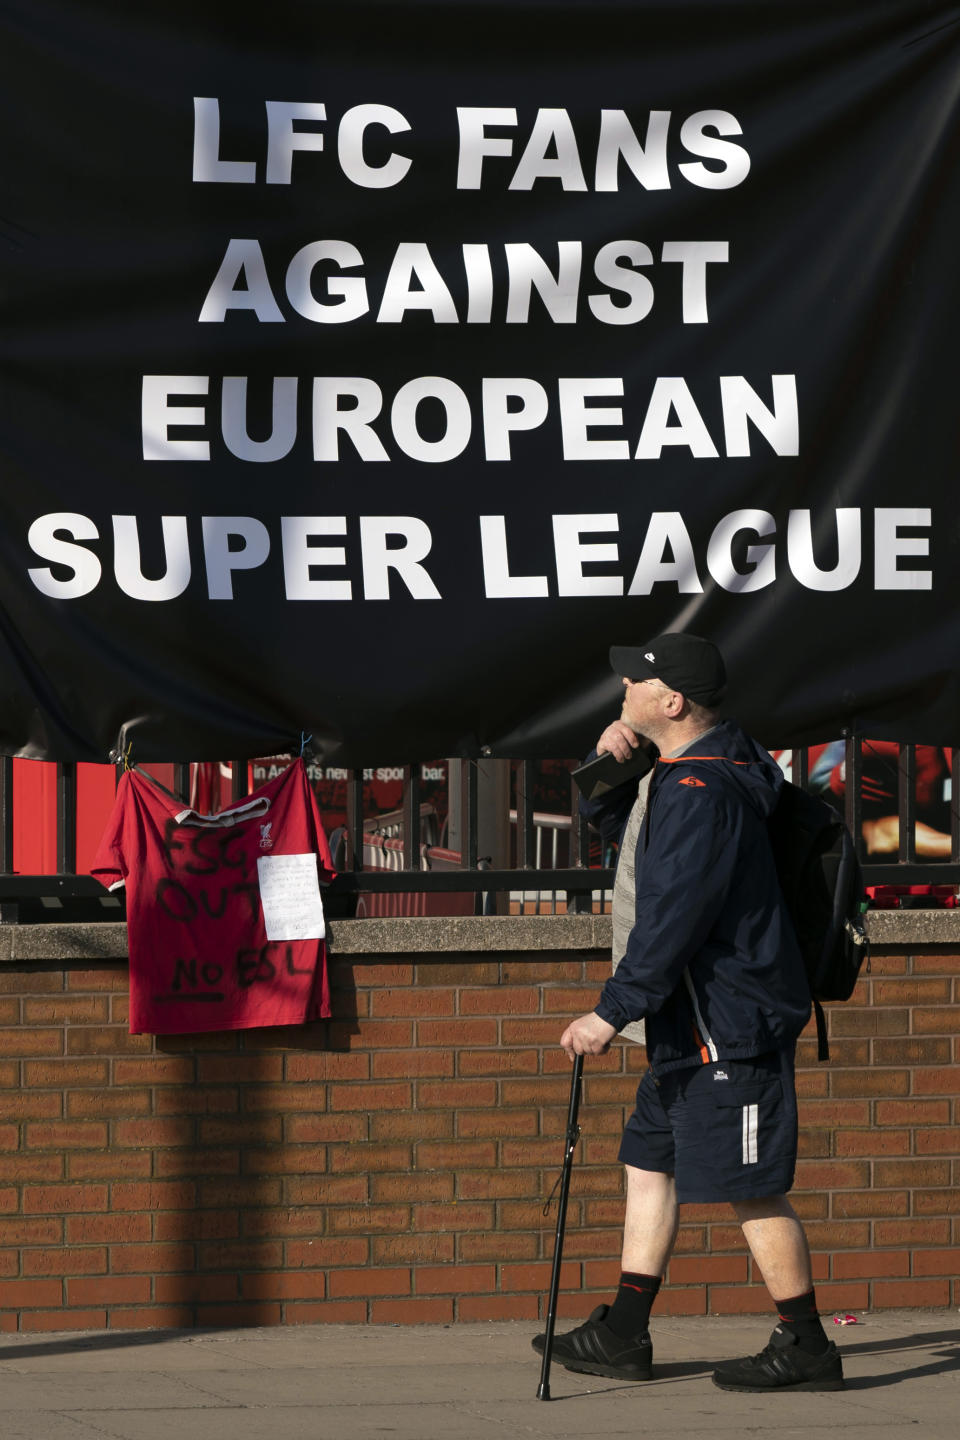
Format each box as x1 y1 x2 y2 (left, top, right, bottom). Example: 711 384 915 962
767 781 870 1060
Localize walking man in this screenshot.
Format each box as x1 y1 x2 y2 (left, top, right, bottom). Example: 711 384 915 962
534 633 844 1392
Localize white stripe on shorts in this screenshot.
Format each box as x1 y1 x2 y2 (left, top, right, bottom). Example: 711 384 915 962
742 1103 758 1165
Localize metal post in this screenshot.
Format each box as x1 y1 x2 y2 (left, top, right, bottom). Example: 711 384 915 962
474 758 511 915
464 761 479 870
231 760 249 804
843 731 864 860
56 762 77 874
402 764 421 870
0 757 13 875
567 773 593 914
516 759 535 869
345 769 364 870
898 744 916 865
173 763 190 806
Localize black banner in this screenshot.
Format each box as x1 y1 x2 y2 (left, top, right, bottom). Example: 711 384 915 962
2 1 959 762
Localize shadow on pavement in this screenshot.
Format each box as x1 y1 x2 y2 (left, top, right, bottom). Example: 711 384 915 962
534 1357 714 1398
0 1329 192 1363
839 1327 960 1358
841 1331 960 1390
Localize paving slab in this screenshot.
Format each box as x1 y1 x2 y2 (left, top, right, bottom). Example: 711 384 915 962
0 1309 956 1440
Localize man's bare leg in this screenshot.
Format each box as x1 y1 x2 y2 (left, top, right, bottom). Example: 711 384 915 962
724 1193 833 1370
712 1192 842 1389
587 1165 679 1342
531 1165 677 1378
731 1194 812 1300
622 1165 679 1274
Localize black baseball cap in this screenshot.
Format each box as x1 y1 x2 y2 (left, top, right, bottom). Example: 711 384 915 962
609 632 727 707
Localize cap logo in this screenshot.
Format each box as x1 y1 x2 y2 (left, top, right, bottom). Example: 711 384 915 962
644 652 655 661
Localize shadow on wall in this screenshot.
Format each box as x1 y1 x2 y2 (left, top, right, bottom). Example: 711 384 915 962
152 959 362 1326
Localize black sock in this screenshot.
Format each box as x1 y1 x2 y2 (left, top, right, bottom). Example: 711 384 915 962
776 1288 829 1355
604 1271 661 1339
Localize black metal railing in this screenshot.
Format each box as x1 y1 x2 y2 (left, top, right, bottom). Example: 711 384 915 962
0 743 958 922
839 737 960 886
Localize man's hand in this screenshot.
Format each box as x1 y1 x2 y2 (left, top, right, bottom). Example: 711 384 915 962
596 720 640 763
560 1011 617 1059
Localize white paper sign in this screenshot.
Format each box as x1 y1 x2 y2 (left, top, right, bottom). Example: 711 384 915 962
257 853 325 941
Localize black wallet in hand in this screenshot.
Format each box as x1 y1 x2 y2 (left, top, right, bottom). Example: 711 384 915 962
572 746 654 801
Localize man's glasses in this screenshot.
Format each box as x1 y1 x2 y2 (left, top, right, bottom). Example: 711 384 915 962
625 676 672 694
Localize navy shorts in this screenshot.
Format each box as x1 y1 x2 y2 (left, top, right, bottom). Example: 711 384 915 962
618 1049 798 1204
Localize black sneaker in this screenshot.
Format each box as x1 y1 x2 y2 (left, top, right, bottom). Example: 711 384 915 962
712 1325 845 1392
531 1304 653 1381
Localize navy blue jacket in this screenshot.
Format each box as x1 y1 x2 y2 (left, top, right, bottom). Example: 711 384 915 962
585 719 810 1075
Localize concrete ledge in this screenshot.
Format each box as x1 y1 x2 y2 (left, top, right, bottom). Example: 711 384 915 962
323 909 960 953
0 907 958 962
865 906 960 947
0 923 130 963
327 914 609 954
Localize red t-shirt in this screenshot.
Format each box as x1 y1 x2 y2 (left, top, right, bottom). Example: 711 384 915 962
91 759 335 1034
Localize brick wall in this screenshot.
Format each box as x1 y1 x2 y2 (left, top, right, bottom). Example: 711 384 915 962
0 936 958 1332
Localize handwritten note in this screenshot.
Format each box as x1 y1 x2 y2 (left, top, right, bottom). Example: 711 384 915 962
257 853 325 941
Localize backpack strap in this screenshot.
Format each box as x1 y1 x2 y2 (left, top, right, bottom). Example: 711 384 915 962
813 996 829 1062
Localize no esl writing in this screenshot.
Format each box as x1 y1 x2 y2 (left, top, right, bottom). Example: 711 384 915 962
90 759 335 1035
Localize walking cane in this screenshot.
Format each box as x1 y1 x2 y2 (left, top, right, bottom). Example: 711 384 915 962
536 1051 584 1400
